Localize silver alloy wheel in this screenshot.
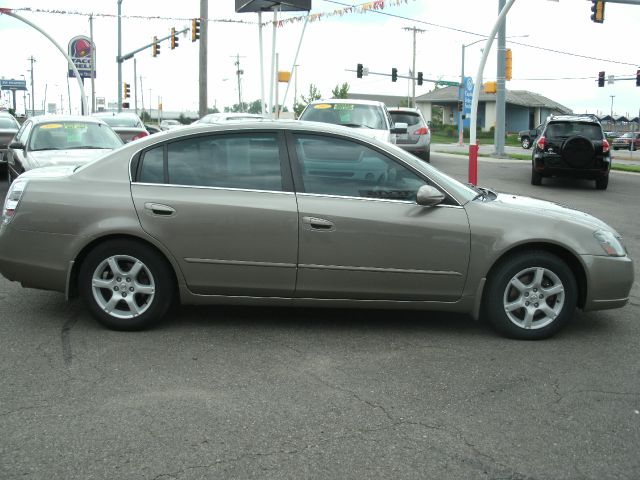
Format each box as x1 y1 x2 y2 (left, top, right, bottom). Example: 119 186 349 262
502 266 565 330
91 254 156 319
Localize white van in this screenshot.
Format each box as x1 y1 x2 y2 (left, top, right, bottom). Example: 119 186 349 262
298 99 407 143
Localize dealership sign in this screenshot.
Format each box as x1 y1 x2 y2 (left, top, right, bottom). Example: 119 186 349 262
68 35 95 79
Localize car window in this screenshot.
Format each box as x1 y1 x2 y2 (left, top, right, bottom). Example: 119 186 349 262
300 103 387 130
390 112 422 126
139 133 283 191
0 117 18 129
293 134 425 201
16 121 32 145
99 116 141 128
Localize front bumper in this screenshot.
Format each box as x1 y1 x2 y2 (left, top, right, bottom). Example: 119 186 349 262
581 254 634 311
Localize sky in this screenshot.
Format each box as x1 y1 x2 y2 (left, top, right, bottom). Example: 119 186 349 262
0 0 638 119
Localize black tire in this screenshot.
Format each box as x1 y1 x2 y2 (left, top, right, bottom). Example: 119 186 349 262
482 251 577 340
531 165 542 186
79 239 175 331
521 137 531 149
421 147 431 163
595 175 609 190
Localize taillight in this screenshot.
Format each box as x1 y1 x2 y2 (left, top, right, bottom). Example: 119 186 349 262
131 131 148 142
414 127 429 135
602 138 610 154
2 178 28 225
536 136 545 150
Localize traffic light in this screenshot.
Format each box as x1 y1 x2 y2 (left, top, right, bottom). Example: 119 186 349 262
191 18 201 42
122 102 130 109
356 63 363 79
391 67 398 82
457 101 463 112
417 72 423 86
505 48 512 81
170 27 179 49
152 36 160 57
590 0 605 23
636 69 640 87
123 82 130 99
598 71 605 87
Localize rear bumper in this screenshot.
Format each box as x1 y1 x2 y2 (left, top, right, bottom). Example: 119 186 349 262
581 254 634 311
533 153 610 178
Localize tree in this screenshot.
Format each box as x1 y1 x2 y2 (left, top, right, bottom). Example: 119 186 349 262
294 84 322 118
139 110 151 122
331 82 349 99
207 106 220 114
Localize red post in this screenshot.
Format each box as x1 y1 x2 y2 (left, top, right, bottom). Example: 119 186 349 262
468 142 479 185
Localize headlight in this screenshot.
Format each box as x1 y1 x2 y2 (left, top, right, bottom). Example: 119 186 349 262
2 178 28 225
593 230 626 257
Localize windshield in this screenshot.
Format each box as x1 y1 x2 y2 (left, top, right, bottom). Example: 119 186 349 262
28 122 124 151
300 103 387 130
99 116 142 128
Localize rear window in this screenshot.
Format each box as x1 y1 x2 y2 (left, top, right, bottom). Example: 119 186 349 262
100 116 141 128
545 122 602 140
389 112 422 126
0 117 18 129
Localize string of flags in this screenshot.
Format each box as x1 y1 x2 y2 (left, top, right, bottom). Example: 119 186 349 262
266 0 415 27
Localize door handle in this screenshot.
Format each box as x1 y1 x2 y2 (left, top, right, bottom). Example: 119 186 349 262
144 202 176 216
302 216 334 231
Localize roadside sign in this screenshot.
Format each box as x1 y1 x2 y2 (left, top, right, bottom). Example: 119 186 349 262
438 80 460 87
0 79 27 91
68 35 96 79
463 76 473 115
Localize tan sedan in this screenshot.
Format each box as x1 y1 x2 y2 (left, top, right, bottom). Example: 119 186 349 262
0 121 633 339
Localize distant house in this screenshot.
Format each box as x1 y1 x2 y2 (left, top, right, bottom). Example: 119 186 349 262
415 87 572 133
347 88 572 133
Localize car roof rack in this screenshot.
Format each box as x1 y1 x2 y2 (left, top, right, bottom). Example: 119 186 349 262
548 113 601 123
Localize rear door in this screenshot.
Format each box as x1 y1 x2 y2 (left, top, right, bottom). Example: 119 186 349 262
131 130 299 297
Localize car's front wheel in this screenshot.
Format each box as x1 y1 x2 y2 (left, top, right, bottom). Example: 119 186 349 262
483 251 577 340
79 240 175 330
521 137 531 149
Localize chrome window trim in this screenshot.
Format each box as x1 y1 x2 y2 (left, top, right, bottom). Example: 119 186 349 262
296 192 464 208
185 258 296 268
131 181 295 196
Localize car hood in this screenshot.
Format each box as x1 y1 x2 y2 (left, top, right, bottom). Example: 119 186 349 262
491 192 614 233
28 149 111 168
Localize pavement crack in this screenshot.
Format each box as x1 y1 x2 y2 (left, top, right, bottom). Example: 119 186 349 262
60 312 79 367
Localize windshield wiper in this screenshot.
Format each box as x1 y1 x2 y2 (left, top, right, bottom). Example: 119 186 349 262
66 146 108 149
342 123 374 129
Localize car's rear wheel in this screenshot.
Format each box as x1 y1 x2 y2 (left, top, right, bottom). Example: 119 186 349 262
595 175 609 190
420 147 431 163
531 165 542 185
483 251 577 340
521 137 531 149
79 240 174 330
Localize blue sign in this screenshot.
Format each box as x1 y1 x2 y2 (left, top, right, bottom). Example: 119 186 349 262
463 76 473 115
0 79 27 91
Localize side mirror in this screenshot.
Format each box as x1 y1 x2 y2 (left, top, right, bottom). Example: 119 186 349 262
390 122 408 135
416 185 445 207
9 141 24 150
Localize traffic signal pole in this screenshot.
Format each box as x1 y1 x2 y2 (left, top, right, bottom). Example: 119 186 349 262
494 0 507 157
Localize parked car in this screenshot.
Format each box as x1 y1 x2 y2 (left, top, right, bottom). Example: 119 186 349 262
0 120 633 339
194 112 266 124
6 115 124 184
388 107 432 162
0 111 20 172
298 99 407 143
92 112 149 143
518 123 544 149
531 114 611 190
611 132 640 151
159 119 182 131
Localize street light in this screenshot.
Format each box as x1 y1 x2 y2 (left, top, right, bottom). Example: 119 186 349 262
458 34 528 145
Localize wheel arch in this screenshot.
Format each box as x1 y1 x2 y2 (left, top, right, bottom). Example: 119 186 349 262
482 242 587 311
67 234 181 301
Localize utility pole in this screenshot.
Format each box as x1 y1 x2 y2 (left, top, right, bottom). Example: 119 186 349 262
233 54 245 111
403 26 425 108
610 95 615 117
27 55 36 115
134 57 138 114
494 0 507 157
117 0 123 112
140 76 145 112
198 0 208 117
89 14 96 114
294 64 299 108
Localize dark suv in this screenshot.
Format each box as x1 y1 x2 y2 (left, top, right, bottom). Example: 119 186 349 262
531 115 611 190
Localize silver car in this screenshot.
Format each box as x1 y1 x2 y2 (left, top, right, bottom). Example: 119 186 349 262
0 121 633 339
6 115 124 183
389 107 432 162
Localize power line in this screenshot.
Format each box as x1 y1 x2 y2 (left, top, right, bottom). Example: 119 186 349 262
321 0 638 67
